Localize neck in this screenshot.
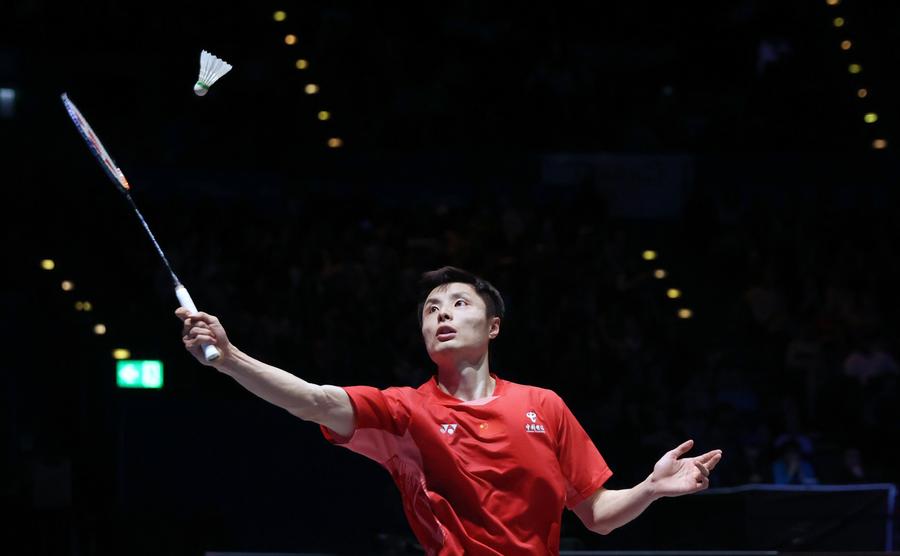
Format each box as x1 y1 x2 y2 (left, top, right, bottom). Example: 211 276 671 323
436 352 495 402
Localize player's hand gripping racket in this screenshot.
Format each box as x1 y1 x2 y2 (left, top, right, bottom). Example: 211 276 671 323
61 93 221 362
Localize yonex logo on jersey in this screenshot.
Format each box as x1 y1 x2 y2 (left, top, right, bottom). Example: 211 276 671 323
440 424 458 435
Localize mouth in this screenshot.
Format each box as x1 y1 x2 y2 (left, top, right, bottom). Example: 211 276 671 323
436 326 457 341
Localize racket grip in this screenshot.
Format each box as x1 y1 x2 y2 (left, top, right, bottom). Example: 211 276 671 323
175 284 222 362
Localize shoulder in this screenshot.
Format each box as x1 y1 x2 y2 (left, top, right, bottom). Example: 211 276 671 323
345 384 420 407
382 385 420 401
501 379 567 408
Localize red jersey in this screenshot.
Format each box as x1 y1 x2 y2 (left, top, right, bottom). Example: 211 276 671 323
321 375 612 555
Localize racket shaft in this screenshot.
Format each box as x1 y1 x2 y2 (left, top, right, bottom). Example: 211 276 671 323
175 285 221 362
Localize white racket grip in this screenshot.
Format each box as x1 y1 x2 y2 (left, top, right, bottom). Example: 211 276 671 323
175 284 221 362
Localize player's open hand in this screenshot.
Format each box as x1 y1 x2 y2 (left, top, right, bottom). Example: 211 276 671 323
649 440 722 497
175 308 232 367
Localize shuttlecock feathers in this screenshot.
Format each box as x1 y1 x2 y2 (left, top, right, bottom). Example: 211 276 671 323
194 50 232 96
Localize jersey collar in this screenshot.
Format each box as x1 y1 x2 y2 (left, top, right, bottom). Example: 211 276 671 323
425 373 505 405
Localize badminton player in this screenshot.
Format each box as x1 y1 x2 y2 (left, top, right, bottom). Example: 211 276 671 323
177 266 722 555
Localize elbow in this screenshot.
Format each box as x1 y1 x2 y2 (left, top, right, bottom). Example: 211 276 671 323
286 405 314 422
286 388 326 422
288 401 325 423
590 521 614 536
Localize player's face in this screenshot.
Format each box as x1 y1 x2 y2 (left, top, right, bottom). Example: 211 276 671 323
421 282 499 363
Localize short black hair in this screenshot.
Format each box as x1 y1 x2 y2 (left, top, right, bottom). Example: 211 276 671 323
417 266 505 325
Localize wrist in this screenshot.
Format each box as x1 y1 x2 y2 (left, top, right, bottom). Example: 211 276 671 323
642 473 663 501
215 345 244 375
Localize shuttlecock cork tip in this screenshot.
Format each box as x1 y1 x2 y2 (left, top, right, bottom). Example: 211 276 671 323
193 82 209 96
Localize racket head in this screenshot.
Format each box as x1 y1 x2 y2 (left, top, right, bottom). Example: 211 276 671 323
61 93 131 192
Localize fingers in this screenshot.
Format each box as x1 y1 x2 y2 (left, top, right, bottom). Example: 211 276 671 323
176 308 226 363
175 308 220 326
184 331 217 348
181 314 217 347
184 325 217 344
178 310 220 338
189 311 219 324
185 337 217 349
670 439 694 458
692 462 710 492
692 453 721 491
669 441 723 467
189 325 212 336
701 450 724 471
694 460 710 478
182 319 211 336
696 475 709 490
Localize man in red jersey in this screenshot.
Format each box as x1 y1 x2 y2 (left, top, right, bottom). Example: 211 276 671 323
178 266 722 555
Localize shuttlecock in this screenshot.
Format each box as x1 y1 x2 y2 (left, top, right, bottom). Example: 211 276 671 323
194 50 232 96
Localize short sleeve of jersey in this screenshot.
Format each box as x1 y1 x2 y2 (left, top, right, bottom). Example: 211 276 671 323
320 385 411 445
552 393 613 509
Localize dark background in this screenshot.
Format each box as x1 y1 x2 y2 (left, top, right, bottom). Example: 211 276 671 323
2 1 900 554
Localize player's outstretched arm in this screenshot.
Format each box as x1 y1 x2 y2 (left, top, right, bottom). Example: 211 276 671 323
574 440 722 535
176 308 354 436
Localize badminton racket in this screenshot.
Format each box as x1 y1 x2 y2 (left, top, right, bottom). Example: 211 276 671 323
61 92 221 362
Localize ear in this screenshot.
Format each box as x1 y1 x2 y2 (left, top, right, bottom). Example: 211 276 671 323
488 317 501 340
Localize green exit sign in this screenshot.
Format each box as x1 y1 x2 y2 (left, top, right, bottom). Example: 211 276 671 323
116 360 164 389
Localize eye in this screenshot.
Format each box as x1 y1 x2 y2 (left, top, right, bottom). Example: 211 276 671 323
455 299 468 306
428 305 439 313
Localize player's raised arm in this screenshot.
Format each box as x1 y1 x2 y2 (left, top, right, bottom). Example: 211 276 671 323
574 440 723 535
176 308 354 437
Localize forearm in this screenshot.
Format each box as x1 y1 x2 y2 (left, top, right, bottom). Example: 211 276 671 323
179 309 353 435
216 346 331 421
586 477 660 534
579 440 722 535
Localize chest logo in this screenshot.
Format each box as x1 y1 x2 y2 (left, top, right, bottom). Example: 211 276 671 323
440 423 458 435
525 410 546 433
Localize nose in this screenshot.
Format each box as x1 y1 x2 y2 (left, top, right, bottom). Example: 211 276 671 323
438 308 452 322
